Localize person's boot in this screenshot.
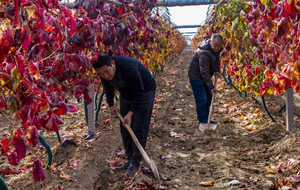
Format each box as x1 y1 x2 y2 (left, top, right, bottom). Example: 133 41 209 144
114 161 130 171
125 164 139 176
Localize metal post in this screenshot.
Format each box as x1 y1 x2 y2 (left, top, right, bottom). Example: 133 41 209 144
286 88 294 132
87 84 95 135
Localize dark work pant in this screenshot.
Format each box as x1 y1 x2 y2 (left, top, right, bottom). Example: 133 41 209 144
189 79 212 123
119 87 156 167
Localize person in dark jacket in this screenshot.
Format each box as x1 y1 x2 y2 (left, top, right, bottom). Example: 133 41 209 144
188 33 223 124
93 54 156 176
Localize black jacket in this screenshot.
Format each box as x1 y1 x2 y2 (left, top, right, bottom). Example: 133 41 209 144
101 56 156 113
188 40 222 90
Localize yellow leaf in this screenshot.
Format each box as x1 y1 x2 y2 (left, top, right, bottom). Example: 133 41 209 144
11 67 20 91
177 153 191 158
267 169 276 174
253 109 260 113
8 101 16 115
200 181 215 186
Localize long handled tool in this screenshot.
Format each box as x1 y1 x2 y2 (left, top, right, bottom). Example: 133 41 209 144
199 75 218 132
116 111 160 180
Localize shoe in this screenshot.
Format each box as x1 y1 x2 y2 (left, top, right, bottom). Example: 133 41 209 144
210 120 217 124
115 161 130 171
199 120 217 124
84 133 94 140
125 164 139 176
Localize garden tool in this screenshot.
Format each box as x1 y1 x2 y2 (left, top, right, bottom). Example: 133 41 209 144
116 110 160 180
199 75 218 132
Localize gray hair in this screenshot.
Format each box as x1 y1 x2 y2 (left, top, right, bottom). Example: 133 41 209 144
211 33 223 42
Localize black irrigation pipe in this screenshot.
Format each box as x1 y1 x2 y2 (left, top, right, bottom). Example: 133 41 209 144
84 100 88 124
38 134 53 169
95 90 105 122
278 104 286 113
261 95 276 122
0 177 8 190
222 67 276 121
56 132 61 143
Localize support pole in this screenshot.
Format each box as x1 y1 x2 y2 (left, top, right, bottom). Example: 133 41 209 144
156 0 226 6
87 84 95 136
286 88 294 132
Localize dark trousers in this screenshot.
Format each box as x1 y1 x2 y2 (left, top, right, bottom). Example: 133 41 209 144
189 79 212 123
119 87 156 167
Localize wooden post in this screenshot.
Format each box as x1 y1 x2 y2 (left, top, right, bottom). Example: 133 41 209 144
286 88 294 132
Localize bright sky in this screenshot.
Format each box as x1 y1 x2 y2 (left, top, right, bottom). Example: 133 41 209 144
168 5 210 38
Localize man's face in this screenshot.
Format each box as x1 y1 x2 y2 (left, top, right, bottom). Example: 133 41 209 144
96 60 116 80
210 38 223 53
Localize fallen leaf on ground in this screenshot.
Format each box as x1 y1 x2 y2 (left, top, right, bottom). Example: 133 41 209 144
60 171 73 181
170 131 184 138
199 181 215 186
267 169 276 174
277 163 285 173
177 153 191 158
253 109 260 113
287 159 299 167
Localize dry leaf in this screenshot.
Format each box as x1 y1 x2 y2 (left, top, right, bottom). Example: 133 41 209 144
267 169 276 174
199 181 215 186
60 171 73 181
246 124 254 131
177 153 191 158
253 109 260 113
277 162 285 173
170 131 184 138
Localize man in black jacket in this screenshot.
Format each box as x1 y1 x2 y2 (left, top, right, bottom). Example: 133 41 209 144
93 54 156 176
188 33 223 124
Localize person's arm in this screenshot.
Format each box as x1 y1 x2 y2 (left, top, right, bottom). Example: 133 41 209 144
199 53 214 90
101 78 115 107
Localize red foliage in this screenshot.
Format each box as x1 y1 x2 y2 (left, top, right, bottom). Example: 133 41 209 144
27 126 39 147
12 129 26 161
32 157 45 183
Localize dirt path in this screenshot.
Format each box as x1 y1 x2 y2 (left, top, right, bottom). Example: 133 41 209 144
3 45 300 189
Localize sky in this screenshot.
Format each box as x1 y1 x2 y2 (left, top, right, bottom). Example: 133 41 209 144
167 5 210 39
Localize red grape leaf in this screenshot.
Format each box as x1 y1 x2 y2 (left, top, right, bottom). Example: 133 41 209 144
279 50 292 64
27 126 39 147
21 25 32 51
0 95 7 109
13 129 26 161
58 101 77 113
8 152 19 166
32 157 45 183
0 29 14 63
1 139 10 153
255 65 261 76
46 111 64 132
84 91 92 105
67 16 77 36
273 17 290 42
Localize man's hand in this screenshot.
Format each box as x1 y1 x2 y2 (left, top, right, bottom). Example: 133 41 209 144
109 106 117 115
211 88 216 94
123 111 134 126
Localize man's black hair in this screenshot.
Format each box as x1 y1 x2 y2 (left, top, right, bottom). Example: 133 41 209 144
211 33 223 42
92 54 112 70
